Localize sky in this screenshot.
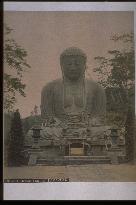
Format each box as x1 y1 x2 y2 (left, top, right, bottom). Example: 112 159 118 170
4 11 134 118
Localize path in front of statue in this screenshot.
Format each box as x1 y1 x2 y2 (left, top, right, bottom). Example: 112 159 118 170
4 164 136 181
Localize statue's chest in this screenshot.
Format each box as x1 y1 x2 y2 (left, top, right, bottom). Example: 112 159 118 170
63 83 85 109
53 80 94 113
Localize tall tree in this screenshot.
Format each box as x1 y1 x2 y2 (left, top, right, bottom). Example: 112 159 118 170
125 107 135 162
7 109 24 166
93 32 135 161
4 24 31 112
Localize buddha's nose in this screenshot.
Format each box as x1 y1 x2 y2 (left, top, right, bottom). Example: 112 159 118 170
70 63 77 70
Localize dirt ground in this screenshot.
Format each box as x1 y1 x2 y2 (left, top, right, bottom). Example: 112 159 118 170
4 164 136 182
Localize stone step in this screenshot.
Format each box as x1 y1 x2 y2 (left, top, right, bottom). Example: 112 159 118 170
64 155 109 159
36 156 111 165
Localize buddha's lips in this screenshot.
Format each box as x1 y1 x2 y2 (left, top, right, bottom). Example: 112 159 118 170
68 71 79 75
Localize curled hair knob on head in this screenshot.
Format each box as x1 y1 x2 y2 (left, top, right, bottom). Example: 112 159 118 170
60 47 87 62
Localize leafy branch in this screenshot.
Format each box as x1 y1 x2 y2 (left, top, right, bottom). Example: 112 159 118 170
4 24 31 111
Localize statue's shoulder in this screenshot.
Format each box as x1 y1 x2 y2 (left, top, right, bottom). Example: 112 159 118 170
41 79 62 93
85 79 105 92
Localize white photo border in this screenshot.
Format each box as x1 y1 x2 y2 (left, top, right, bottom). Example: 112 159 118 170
3 1 136 200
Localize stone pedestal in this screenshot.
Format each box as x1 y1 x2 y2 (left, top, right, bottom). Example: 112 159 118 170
28 125 42 166
107 151 119 164
107 146 123 164
28 149 41 166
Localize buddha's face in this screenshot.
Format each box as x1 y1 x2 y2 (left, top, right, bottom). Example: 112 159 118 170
61 55 86 81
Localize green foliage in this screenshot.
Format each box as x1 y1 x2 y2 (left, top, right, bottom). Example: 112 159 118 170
22 115 43 134
4 24 31 112
125 108 135 162
94 32 135 118
7 110 24 166
110 32 134 43
106 111 127 126
4 112 13 144
93 32 135 161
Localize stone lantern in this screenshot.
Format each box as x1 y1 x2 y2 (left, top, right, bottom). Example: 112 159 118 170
31 125 42 149
27 125 42 166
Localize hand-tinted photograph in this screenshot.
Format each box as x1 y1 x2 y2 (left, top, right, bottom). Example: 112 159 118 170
4 10 136 182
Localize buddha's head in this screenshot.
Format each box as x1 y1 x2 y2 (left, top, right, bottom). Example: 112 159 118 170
60 47 87 81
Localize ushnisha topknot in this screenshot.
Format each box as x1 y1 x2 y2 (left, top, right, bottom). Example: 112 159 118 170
60 47 87 62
